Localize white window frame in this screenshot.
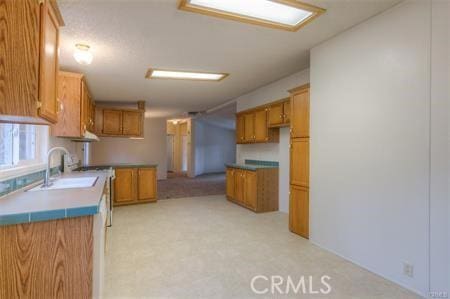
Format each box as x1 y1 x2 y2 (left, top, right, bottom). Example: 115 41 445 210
0 125 48 181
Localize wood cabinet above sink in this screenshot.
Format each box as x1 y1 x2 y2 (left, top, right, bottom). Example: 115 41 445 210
95 101 145 138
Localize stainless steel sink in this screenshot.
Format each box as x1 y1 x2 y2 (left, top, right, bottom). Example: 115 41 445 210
28 176 98 192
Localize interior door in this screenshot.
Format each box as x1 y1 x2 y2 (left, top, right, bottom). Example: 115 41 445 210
102 109 122 135
289 185 309 238
166 135 174 172
254 109 268 142
181 135 188 172
291 88 310 138
122 111 141 136
290 138 309 187
38 0 60 123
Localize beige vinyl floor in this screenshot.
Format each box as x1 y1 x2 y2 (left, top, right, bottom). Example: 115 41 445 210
104 195 420 299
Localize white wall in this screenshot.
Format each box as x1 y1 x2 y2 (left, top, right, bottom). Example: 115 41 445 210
310 0 448 296
429 0 449 294
235 69 309 213
48 131 83 168
193 120 236 176
90 117 167 179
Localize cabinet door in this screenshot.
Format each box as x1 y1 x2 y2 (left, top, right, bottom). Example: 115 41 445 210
138 168 157 201
103 109 122 135
244 113 254 142
81 81 90 133
53 74 82 137
234 170 245 204
90 101 96 131
254 109 268 142
114 168 136 203
283 100 290 124
244 171 257 210
268 103 283 127
0 0 40 119
226 168 235 199
291 88 309 138
290 138 309 187
289 185 309 238
236 115 245 144
38 0 60 123
122 111 142 136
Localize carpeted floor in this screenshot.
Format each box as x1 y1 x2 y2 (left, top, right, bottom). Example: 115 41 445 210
157 172 226 199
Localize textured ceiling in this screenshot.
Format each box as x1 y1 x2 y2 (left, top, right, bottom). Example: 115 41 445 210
58 0 401 118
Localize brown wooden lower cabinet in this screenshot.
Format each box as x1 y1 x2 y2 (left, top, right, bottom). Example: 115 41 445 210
226 167 278 213
289 185 309 239
0 216 93 298
138 168 157 202
226 168 235 198
114 167 157 206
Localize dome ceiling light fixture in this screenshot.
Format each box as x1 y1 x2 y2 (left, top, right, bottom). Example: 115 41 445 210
73 43 93 65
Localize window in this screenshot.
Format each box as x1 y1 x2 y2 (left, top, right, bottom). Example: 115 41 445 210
0 124 43 170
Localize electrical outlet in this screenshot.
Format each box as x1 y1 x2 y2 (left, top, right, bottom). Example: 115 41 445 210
403 262 414 278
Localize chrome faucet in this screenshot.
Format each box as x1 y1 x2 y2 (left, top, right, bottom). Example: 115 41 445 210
43 147 69 187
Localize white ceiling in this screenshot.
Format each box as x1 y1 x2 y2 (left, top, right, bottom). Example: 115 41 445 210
58 0 401 118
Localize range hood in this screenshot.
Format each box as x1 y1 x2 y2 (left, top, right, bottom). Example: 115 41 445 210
70 131 100 142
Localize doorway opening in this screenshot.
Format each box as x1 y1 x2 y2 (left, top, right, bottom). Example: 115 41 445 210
166 119 190 177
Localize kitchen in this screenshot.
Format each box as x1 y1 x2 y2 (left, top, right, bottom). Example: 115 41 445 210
0 0 449 298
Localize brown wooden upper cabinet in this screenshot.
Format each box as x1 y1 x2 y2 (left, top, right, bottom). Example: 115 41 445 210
236 109 278 144
122 111 142 136
103 109 123 135
268 98 290 128
0 0 64 124
52 71 95 137
290 85 310 138
236 114 245 143
96 103 144 138
243 113 255 142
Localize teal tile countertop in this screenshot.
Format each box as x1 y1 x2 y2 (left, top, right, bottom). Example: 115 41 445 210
225 159 279 171
0 172 107 226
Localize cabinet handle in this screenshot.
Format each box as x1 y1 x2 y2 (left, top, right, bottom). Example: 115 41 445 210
57 99 64 112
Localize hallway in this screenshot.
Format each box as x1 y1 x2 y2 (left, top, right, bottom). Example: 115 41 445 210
158 173 225 199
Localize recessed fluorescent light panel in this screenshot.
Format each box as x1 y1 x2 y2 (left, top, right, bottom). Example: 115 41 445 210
178 0 325 31
146 69 228 81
